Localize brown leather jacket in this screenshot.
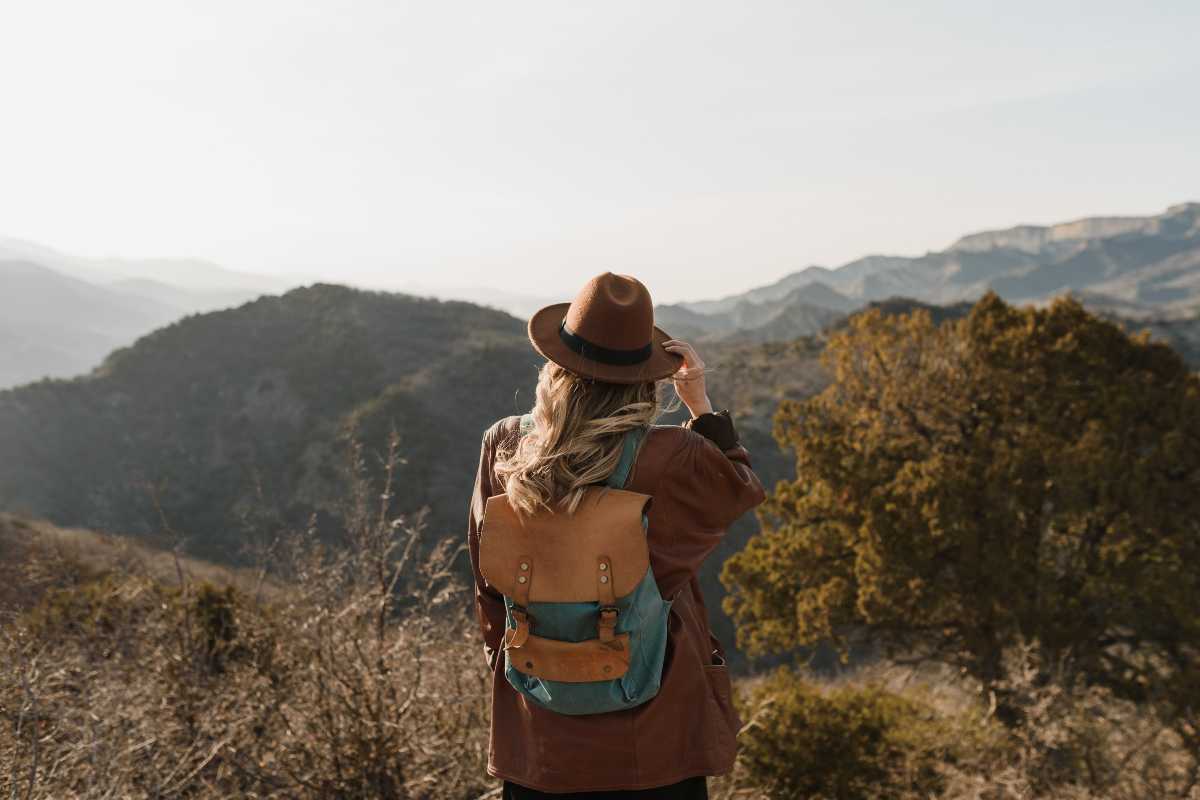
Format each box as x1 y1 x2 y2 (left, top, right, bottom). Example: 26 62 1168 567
467 411 767 792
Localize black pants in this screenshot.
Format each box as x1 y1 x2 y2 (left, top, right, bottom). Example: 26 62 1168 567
502 776 707 799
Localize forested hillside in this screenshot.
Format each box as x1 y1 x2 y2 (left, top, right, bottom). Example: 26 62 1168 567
0 285 540 563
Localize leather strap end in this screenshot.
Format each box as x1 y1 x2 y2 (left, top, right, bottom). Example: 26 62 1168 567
513 554 533 607
597 607 618 643
505 607 531 649
596 555 615 605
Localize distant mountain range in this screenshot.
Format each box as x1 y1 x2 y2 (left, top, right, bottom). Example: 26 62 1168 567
393 281 562 321
658 202 1200 342
0 237 289 292
0 239 297 388
7 203 1198 386
654 281 856 344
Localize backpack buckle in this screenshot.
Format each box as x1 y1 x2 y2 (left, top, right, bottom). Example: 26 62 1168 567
597 606 619 643
505 605 532 650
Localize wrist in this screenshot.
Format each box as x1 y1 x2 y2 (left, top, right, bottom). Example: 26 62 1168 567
688 395 714 417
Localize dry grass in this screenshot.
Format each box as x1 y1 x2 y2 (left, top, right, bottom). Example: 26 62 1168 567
3 452 1197 798
1 433 493 799
0 512 273 617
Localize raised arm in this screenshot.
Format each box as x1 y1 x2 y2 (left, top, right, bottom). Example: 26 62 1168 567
645 410 767 599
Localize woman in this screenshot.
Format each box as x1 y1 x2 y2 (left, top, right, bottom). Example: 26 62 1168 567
467 272 767 797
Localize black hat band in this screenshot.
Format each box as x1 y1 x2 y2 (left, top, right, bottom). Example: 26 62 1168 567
558 319 652 366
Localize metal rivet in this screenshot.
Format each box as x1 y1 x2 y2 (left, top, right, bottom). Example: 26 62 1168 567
520 562 529 570
518 575 527 584
526 661 533 668
599 575 609 584
603 665 612 673
599 563 608 571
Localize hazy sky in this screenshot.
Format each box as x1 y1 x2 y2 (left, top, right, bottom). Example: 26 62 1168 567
2 0 1198 303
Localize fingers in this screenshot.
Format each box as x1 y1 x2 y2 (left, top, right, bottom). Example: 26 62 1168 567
663 343 703 368
662 340 700 359
664 358 705 383
662 340 708 384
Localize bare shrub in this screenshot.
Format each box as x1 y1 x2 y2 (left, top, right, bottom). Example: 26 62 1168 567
942 640 1200 800
710 666 980 800
709 643 1200 800
0 429 493 799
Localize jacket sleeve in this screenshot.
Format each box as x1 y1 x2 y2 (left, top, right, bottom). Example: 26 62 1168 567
647 411 767 600
682 408 740 451
467 420 510 671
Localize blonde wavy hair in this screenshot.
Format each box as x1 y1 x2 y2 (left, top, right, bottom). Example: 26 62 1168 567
494 361 682 517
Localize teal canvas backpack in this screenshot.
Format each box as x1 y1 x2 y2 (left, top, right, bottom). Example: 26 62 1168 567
478 413 672 715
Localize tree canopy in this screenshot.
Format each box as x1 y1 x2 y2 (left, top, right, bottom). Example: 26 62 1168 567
722 292 1200 728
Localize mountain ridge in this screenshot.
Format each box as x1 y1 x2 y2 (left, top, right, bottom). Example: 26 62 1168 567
673 202 1200 322
0 260 191 388
0 236 293 291
949 201 1200 254
0 251 283 389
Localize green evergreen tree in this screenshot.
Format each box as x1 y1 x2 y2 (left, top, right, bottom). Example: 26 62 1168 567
723 292 1200 734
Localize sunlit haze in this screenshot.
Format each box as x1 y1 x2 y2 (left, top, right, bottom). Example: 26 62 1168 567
2 0 1198 303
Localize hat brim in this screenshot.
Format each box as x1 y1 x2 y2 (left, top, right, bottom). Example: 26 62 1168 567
527 302 685 384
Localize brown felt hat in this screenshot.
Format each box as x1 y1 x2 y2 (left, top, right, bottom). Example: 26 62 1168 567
527 272 684 384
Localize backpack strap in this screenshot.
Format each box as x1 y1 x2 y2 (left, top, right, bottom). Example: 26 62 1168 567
606 424 645 490
596 554 617 642
505 555 534 649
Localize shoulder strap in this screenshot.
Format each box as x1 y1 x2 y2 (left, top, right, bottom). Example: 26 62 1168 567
517 413 646 490
606 425 645 489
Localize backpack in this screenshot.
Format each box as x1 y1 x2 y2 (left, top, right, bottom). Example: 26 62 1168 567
479 413 672 715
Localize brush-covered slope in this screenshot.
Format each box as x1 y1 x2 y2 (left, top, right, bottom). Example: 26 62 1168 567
0 512 264 616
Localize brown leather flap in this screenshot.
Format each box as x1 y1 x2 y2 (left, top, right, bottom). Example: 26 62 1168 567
480 486 651 601
509 632 631 683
